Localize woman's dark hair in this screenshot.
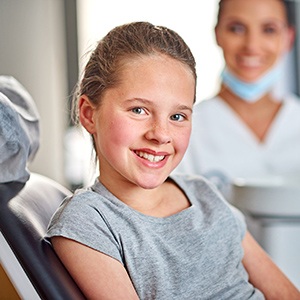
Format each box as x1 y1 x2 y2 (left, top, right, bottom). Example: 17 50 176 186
216 0 292 27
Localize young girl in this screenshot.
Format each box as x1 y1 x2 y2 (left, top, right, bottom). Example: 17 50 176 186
47 22 299 299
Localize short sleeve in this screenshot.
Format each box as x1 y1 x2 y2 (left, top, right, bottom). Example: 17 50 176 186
46 191 123 264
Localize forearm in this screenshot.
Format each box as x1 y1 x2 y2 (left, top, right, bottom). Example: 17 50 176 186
242 232 300 299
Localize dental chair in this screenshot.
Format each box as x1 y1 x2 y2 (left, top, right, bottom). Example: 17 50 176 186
0 173 85 300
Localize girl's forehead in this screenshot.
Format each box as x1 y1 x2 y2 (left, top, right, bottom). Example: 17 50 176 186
99 54 195 107
119 54 194 79
120 53 172 68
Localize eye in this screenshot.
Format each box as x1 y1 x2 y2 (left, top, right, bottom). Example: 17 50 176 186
170 113 185 122
228 23 245 34
263 26 277 34
131 107 146 115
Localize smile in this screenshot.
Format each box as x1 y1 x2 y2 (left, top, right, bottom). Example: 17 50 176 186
238 56 262 68
135 151 165 162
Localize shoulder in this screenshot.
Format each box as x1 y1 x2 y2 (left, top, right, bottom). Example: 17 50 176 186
280 94 300 126
171 173 226 204
191 96 228 129
171 174 247 238
47 182 125 263
56 186 104 215
193 96 223 114
47 186 105 235
47 179 118 233
284 93 300 108
171 173 211 189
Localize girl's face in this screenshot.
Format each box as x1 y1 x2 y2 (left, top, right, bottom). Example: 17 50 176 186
215 0 294 82
81 54 195 192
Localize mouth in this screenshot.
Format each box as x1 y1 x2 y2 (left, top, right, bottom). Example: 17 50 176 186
134 150 165 163
238 56 262 68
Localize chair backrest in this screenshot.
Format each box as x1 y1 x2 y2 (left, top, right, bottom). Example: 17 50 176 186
0 173 85 300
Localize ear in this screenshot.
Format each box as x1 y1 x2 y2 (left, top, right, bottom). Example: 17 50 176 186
79 95 97 134
214 25 222 47
285 26 296 51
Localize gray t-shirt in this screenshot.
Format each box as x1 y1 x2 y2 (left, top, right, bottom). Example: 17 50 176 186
47 174 265 300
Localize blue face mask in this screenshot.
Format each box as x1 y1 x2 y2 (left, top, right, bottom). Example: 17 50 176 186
221 65 281 103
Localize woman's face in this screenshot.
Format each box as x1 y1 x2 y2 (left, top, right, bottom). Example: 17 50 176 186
81 54 195 191
215 0 294 82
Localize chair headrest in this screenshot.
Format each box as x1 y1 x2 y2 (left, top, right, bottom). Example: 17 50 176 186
0 76 40 183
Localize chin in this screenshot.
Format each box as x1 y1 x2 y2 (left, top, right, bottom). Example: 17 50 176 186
138 181 163 190
136 176 168 190
236 69 267 82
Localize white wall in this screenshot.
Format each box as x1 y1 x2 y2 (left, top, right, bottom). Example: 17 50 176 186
0 0 223 185
77 0 223 102
0 0 69 184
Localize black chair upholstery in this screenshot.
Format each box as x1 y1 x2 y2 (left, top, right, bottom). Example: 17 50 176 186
0 173 85 300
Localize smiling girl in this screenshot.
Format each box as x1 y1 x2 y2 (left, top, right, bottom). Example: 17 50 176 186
47 21 299 299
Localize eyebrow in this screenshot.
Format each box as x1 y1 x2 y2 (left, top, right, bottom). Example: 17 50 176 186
125 98 193 113
224 17 287 26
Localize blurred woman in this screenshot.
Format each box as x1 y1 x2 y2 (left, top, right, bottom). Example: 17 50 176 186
176 0 300 198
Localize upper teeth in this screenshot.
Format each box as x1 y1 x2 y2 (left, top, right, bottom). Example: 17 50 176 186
136 151 165 162
240 56 261 67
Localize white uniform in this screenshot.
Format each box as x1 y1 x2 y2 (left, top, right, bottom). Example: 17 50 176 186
175 94 300 196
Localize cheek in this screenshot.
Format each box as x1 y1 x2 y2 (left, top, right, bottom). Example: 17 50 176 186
96 117 136 165
221 44 239 64
175 127 192 154
104 116 137 147
273 42 287 57
218 35 238 52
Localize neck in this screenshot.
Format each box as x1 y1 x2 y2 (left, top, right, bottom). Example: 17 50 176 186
99 176 190 218
218 84 282 142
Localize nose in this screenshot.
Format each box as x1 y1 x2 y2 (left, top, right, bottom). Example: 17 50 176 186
144 121 172 144
243 29 261 52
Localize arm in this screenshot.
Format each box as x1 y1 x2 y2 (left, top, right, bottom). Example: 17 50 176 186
51 236 139 300
242 231 300 300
